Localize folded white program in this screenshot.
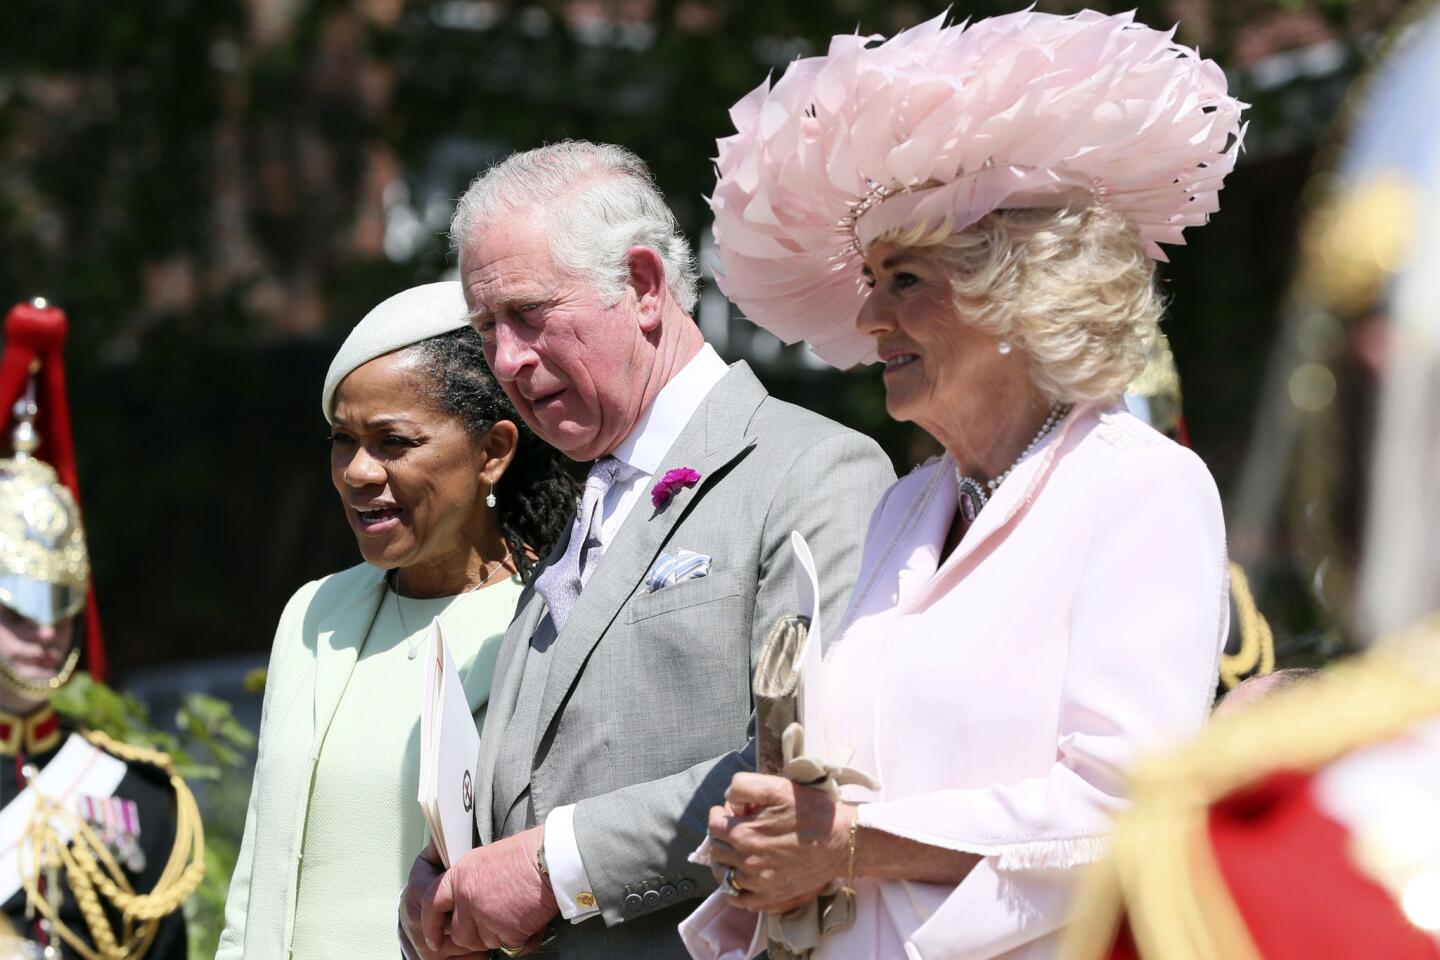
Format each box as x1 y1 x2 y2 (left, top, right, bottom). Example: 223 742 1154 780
418 617 481 867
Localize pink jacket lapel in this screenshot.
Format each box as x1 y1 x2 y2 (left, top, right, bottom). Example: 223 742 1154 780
915 404 1095 610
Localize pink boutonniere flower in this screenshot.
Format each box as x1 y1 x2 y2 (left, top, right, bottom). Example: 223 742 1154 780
651 467 701 508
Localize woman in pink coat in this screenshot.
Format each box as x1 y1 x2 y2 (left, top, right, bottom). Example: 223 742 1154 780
683 11 1244 959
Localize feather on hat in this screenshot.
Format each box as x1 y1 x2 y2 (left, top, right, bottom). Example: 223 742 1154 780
709 9 1248 368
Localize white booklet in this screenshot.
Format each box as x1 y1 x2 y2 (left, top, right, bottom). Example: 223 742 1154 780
418 617 481 868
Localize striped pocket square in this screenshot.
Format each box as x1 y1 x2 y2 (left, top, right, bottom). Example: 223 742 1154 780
645 549 712 592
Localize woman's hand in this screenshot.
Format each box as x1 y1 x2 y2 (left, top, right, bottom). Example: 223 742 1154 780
706 772 852 912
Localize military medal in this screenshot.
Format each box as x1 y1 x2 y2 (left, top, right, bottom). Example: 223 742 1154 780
79 795 146 873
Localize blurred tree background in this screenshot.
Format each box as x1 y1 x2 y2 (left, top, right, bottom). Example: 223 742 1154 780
0 0 1411 686
0 0 1419 953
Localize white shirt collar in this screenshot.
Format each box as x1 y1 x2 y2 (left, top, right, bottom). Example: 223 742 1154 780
610 343 729 476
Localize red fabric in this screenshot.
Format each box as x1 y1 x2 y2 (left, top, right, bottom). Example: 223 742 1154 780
30 707 58 741
0 301 106 680
1102 770 1440 958
1207 769 1440 959
1106 918 1142 960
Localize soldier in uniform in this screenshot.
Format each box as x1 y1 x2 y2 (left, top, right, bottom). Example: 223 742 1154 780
0 299 201 960
1066 5 1440 958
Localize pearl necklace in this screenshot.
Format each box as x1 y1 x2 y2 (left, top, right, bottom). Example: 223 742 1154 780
953 403 1071 525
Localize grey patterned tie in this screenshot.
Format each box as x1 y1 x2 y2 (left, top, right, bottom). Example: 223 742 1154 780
533 456 623 633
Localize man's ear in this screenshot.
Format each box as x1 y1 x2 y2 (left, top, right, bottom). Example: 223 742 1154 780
480 419 520 487
626 246 668 334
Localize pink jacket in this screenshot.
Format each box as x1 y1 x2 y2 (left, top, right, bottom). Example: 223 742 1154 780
682 402 1228 959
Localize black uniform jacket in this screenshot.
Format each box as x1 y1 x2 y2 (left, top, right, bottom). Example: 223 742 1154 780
1 726 187 960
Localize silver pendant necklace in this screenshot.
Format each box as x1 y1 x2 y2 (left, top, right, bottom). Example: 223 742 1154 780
953 403 1071 525
394 548 514 659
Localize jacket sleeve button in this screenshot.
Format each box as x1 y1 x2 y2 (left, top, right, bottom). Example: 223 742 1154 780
624 893 643 912
642 890 661 907
659 884 677 901
677 879 696 896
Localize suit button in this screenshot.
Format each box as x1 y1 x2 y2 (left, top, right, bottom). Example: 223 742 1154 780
659 884 677 901
642 890 661 907
624 893 643 912
677 879 695 896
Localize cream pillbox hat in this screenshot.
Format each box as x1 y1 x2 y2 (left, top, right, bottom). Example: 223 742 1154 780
321 281 471 422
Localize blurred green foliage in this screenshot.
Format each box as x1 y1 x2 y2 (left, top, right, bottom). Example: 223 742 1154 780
54 673 257 781
53 673 258 960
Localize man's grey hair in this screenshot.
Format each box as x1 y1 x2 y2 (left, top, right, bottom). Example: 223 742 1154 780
450 141 700 313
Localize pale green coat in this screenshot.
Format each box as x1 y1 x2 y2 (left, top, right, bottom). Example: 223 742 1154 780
216 562 513 960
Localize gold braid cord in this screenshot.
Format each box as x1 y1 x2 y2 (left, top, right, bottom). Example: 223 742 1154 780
1220 563 1276 690
1063 614 1440 960
0 647 82 701
18 730 205 960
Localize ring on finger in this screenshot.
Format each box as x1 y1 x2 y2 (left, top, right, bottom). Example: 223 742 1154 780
498 945 525 957
721 866 745 897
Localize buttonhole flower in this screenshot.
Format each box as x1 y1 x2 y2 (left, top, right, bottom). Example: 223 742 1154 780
651 467 701 508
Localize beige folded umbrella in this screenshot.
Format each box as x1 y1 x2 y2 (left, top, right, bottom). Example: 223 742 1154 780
750 535 879 959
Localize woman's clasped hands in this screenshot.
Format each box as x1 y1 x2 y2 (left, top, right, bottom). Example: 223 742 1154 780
706 772 856 913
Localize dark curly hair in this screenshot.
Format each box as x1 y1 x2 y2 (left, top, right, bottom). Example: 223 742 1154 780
406 327 577 582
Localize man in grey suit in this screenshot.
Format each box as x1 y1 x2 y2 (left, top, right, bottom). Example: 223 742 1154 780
400 141 894 959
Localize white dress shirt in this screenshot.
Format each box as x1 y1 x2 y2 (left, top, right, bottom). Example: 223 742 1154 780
545 342 730 922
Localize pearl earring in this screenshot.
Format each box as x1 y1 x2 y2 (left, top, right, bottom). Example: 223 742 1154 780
485 484 497 509
997 340 1013 356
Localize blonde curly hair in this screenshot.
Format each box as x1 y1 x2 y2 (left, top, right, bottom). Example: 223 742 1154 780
878 205 1161 403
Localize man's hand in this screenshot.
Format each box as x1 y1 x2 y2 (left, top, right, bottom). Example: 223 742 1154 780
399 843 486 960
423 825 560 954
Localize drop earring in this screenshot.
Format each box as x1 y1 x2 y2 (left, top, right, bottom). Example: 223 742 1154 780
996 340 1013 356
485 483 497 509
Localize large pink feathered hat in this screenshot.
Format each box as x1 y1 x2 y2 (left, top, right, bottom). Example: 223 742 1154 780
709 9 1247 368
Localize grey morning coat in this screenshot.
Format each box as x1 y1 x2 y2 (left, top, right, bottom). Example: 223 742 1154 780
476 361 895 959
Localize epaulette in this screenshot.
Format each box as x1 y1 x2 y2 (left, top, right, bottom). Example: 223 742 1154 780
1220 563 1277 691
79 728 176 776
1064 613 1440 960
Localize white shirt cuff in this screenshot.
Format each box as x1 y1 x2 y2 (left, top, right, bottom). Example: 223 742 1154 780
545 805 601 923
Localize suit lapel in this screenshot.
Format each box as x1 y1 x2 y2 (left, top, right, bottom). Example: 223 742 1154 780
311 566 387 755
894 465 953 611
533 363 766 746
919 403 1093 604
487 577 553 726
475 586 548 845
